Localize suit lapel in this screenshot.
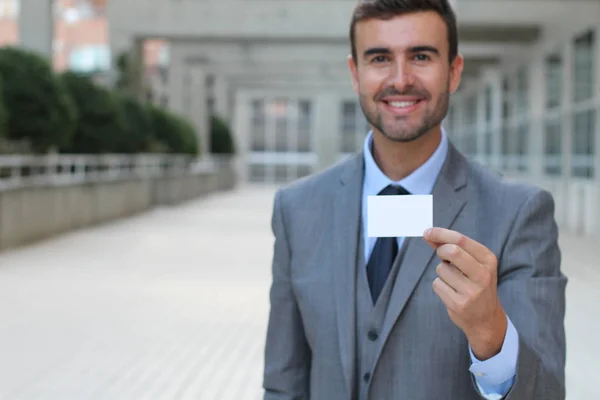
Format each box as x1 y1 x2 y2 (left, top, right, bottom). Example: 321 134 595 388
373 142 469 366
332 152 364 397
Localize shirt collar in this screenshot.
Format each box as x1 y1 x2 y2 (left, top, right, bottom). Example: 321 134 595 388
363 128 449 196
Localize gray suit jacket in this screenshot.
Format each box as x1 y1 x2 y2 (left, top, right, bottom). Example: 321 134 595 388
263 141 567 400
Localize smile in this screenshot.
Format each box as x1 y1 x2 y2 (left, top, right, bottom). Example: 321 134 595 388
382 99 424 115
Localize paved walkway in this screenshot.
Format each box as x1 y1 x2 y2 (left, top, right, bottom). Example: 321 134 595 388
0 185 596 399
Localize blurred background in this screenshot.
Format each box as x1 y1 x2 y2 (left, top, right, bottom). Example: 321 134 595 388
0 0 597 399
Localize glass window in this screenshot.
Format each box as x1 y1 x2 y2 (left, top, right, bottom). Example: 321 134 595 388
501 77 512 170
273 98 289 153
544 119 562 175
484 86 493 156
250 99 265 152
484 86 493 123
0 0 18 19
68 45 110 73
516 66 529 115
545 53 562 109
158 45 170 67
464 95 477 156
573 31 595 103
516 123 529 172
444 104 455 132
572 109 595 178
341 101 358 153
297 100 312 153
501 77 511 119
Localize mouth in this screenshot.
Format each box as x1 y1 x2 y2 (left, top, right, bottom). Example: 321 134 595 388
381 99 424 115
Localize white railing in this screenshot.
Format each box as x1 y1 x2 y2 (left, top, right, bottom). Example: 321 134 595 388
0 153 222 190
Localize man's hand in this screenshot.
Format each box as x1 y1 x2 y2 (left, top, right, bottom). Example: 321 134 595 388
423 227 508 361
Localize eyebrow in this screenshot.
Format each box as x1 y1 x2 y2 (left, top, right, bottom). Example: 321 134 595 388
409 46 440 55
362 45 440 59
363 47 391 58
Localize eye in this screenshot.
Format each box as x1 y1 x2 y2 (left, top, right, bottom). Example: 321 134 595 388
371 55 389 63
414 54 430 61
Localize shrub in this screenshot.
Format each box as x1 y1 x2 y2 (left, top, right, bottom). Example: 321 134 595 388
60 71 127 154
118 94 154 153
210 115 235 154
0 76 8 139
148 105 199 155
0 46 77 152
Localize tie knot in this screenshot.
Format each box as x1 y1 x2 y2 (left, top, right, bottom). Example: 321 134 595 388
378 184 409 196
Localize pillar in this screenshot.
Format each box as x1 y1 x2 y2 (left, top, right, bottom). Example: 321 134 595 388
19 0 54 62
233 91 251 182
314 91 343 170
189 66 210 158
529 57 545 180
166 43 186 116
212 74 232 122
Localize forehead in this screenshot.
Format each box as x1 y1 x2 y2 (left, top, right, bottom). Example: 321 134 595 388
354 11 448 53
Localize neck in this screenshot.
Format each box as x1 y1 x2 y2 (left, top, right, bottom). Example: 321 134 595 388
371 127 442 181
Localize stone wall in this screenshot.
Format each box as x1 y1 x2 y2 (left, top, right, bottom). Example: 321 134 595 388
0 162 237 251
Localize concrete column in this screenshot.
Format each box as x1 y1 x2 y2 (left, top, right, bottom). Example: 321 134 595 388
19 0 53 62
453 92 465 153
107 32 144 99
488 71 503 171
561 36 576 232
167 44 186 116
314 91 344 170
594 21 600 236
213 74 231 122
189 66 210 158
529 57 545 180
233 91 251 182
476 84 487 164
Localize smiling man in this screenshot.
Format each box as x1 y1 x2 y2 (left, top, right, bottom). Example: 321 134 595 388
262 1 567 399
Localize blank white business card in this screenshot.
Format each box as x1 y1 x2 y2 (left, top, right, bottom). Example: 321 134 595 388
367 195 433 237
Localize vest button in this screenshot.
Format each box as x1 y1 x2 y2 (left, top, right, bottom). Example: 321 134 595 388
363 372 371 382
368 330 378 341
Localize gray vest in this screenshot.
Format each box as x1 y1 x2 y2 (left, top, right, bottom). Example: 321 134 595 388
354 238 408 400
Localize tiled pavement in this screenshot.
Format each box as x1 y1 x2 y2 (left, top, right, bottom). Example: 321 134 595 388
0 185 597 399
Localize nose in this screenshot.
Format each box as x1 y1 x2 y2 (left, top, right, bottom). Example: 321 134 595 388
389 59 416 91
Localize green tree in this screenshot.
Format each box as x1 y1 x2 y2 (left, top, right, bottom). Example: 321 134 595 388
210 115 235 154
0 46 77 152
115 51 144 98
0 76 8 139
118 94 154 153
60 71 127 153
148 105 199 155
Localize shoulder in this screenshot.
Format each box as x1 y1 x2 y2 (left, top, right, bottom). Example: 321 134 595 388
465 159 557 234
274 154 360 210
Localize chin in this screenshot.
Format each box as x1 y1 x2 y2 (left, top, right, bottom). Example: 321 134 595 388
379 127 430 143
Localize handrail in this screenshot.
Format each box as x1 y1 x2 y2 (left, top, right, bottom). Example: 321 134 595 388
0 153 227 190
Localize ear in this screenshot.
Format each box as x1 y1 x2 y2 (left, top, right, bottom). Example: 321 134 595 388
347 54 360 94
449 53 464 94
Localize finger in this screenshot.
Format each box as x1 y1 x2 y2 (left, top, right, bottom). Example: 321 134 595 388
432 276 460 308
436 244 482 280
424 227 495 266
436 261 472 294
423 236 442 250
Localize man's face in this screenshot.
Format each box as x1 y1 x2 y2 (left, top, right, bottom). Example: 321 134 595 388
348 11 463 143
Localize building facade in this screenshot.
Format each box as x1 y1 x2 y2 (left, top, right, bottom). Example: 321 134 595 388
13 0 600 237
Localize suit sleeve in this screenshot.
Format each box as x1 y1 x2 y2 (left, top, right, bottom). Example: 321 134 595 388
479 189 567 400
263 190 312 400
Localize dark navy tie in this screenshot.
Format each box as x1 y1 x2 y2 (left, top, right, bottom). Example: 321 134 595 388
367 184 410 303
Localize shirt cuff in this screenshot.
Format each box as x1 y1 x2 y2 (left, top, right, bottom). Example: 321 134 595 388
469 315 519 387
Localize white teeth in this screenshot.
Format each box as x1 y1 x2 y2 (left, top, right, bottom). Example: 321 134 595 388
389 101 418 108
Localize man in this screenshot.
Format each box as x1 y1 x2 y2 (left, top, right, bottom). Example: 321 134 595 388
262 0 567 399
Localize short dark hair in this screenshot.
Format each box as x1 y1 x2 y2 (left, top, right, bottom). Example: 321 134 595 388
349 0 458 63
